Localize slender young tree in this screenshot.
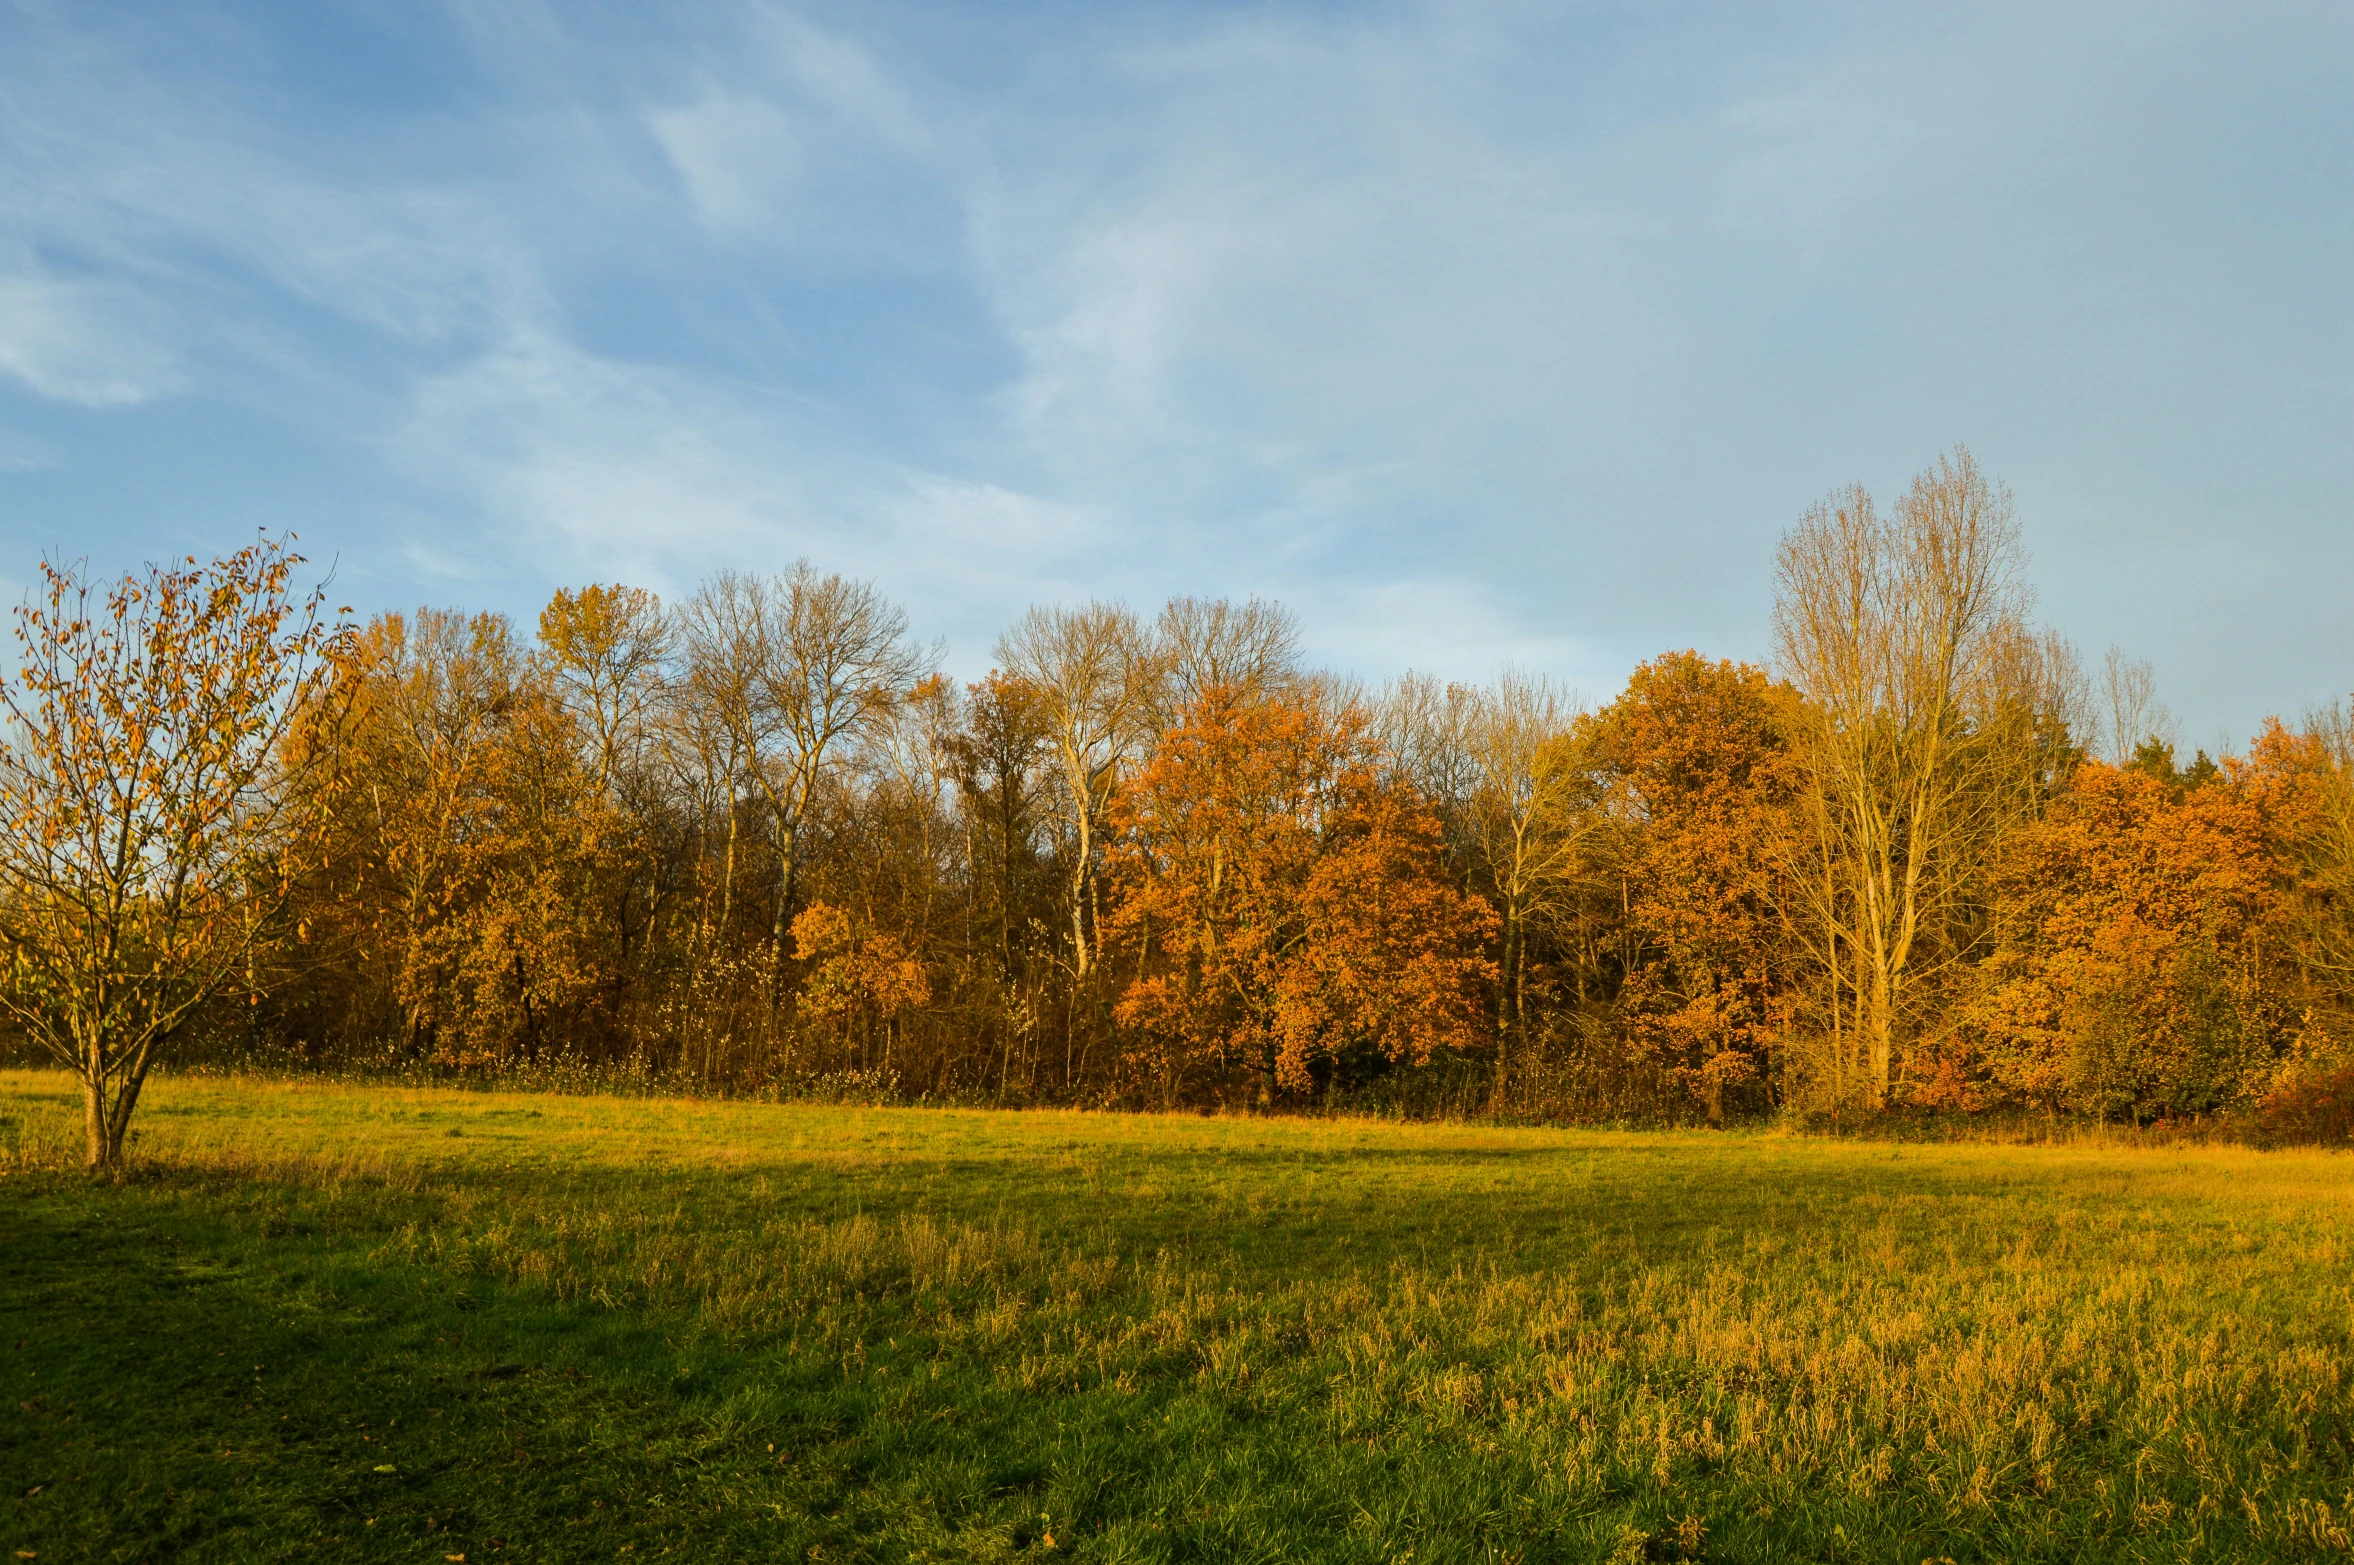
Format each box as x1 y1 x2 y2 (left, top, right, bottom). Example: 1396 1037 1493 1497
0 539 351 1167
1458 671 1590 1099
997 602 1155 988
2097 644 2175 769
1773 447 2032 1108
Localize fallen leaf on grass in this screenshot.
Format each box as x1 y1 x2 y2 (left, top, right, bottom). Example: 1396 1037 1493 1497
373 1464 397 1474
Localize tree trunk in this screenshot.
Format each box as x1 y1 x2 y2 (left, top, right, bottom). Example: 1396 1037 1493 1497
1494 911 1520 1104
769 809 800 1005
772 811 800 949
81 1045 150 1169
1864 930 1895 1106
719 800 739 937
82 1058 108 1169
1069 799 1093 982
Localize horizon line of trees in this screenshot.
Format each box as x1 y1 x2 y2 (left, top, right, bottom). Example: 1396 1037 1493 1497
10 446 2354 1165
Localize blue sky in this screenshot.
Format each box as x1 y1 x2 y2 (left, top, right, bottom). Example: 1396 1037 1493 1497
1 0 2348 744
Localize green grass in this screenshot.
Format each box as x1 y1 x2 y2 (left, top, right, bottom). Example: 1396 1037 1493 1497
3 1073 2353 1562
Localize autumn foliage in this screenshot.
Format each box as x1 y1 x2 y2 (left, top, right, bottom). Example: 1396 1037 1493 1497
11 458 2354 1143
1588 653 1806 1123
1105 686 1494 1105
283 609 628 1069
0 539 351 1164
1967 758 2284 1118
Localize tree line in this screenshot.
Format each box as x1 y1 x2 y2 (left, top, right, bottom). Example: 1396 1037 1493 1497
9 447 2354 1164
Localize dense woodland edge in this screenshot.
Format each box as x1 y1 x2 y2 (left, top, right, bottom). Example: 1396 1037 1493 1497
8 447 2354 1165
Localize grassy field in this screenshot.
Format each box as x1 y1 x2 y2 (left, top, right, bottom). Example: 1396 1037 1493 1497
4 1074 2353 1562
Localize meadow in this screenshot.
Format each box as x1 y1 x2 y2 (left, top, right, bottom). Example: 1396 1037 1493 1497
3 1073 2352 1562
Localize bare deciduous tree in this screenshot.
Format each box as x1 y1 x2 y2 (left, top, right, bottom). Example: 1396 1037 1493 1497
679 564 925 969
752 563 929 944
871 671 964 932
1373 672 1481 826
1153 595 1301 722
1774 446 2031 1108
2098 644 2176 768
676 572 771 944
997 602 1154 987
1459 671 1590 1098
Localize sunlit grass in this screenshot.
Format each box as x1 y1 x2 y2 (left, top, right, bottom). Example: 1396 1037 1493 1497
5 1070 2353 1561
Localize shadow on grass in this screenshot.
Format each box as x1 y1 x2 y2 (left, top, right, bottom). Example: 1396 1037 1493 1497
0 1173 998 1563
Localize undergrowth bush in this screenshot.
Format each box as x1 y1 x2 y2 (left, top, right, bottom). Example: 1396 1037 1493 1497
2253 1061 2354 1146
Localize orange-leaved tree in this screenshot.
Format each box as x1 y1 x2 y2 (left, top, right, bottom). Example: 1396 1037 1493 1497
0 539 352 1166
1104 684 1495 1106
286 608 623 1068
1588 652 1808 1122
791 901 931 1078
1969 754 2287 1120
2256 709 2354 1014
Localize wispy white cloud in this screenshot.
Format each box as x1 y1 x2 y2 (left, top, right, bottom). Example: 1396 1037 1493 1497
0 420 55 472
394 326 828 592
885 474 1096 564
645 10 957 269
0 56 532 350
1290 574 1620 695
391 321 1125 657
651 95 809 237
0 265 183 406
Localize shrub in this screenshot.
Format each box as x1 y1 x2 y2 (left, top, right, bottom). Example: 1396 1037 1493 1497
2253 1062 2354 1146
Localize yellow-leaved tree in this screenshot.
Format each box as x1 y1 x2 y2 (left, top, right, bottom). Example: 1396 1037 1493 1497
0 539 351 1166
